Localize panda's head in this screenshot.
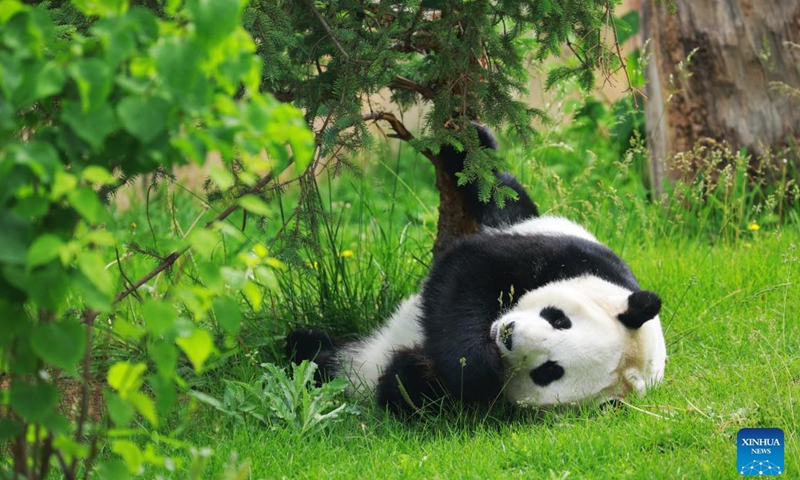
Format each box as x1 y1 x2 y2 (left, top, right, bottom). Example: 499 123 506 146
490 275 666 407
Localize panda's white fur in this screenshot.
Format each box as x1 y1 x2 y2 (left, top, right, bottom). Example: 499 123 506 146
330 216 666 408
334 294 423 395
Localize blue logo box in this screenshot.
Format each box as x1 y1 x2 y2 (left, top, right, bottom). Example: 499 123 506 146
738 428 784 476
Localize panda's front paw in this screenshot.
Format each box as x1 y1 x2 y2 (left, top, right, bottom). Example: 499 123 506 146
376 347 446 416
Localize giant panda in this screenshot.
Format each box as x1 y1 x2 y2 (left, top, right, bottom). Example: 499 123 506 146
287 125 667 415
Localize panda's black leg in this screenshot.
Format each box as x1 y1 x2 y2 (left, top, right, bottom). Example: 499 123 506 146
376 347 447 416
285 328 338 383
438 123 539 227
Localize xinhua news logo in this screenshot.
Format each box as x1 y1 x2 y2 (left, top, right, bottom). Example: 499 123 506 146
738 428 784 476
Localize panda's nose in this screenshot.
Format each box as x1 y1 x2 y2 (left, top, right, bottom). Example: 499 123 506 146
500 321 515 351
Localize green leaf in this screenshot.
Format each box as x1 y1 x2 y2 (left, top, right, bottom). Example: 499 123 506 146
68 59 113 112
153 36 202 97
186 0 243 46
34 61 65 101
30 320 86 374
176 328 215 373
71 0 128 19
209 163 235 191
237 194 271 217
188 229 221 261
94 460 131 480
50 171 78 201
117 95 170 143
61 101 117 150
141 300 177 336
27 234 63 270
107 361 146 397
149 339 177 378
81 165 116 186
78 250 114 296
0 212 29 265
111 440 143 474
127 390 158 427
212 296 242 335
68 188 106 224
104 390 134 427
9 380 58 423
148 374 177 415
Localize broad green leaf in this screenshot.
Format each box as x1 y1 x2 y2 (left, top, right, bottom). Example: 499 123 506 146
107 361 146 397
117 95 170 143
104 390 134 427
188 229 221 261
147 374 176 415
50 171 78 201
68 188 106 224
71 269 113 313
94 460 131 480
72 0 128 18
149 339 177 378
153 36 201 97
34 61 65 101
111 440 143 474
209 163 235 191
78 250 114 296
27 234 63 270
81 165 116 186
20 263 70 313
30 320 86 374
68 59 113 112
0 212 29 265
176 328 214 373
141 300 176 336
237 195 271 216
212 296 242 335
61 102 117 150
186 0 243 46
127 390 158 427
0 418 23 441
9 380 58 423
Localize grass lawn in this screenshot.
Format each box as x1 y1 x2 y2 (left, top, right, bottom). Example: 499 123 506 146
175 222 798 479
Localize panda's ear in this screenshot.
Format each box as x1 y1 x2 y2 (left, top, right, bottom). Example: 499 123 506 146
617 291 661 330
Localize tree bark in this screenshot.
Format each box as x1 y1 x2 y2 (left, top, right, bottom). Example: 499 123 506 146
642 0 800 194
431 158 479 258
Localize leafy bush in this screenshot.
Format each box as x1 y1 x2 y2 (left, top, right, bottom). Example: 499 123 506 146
0 0 312 477
192 361 357 438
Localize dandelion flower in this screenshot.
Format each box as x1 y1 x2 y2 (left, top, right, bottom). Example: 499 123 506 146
340 250 354 258
747 222 760 231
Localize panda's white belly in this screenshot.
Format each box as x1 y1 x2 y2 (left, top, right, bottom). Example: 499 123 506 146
333 295 423 395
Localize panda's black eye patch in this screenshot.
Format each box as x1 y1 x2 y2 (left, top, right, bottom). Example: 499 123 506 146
541 307 571 330
530 360 564 386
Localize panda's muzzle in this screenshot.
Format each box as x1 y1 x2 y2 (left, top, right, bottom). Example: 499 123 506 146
498 321 515 351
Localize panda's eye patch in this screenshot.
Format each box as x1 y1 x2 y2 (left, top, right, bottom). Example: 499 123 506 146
540 307 571 330
530 360 564 386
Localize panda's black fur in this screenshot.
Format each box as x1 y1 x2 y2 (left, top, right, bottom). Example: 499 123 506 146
286 124 663 415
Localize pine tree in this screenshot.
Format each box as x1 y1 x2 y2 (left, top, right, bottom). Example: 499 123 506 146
243 0 626 254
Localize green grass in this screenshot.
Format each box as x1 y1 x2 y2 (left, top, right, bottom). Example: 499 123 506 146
169 231 798 479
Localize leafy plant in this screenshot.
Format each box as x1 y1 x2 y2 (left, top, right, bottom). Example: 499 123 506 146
0 0 313 478
193 361 357 438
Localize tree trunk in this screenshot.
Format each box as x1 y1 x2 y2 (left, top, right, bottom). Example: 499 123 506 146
642 0 800 195
431 158 479 259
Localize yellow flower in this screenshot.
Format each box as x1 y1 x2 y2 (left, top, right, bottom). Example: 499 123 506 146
340 250 354 258
747 222 760 231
